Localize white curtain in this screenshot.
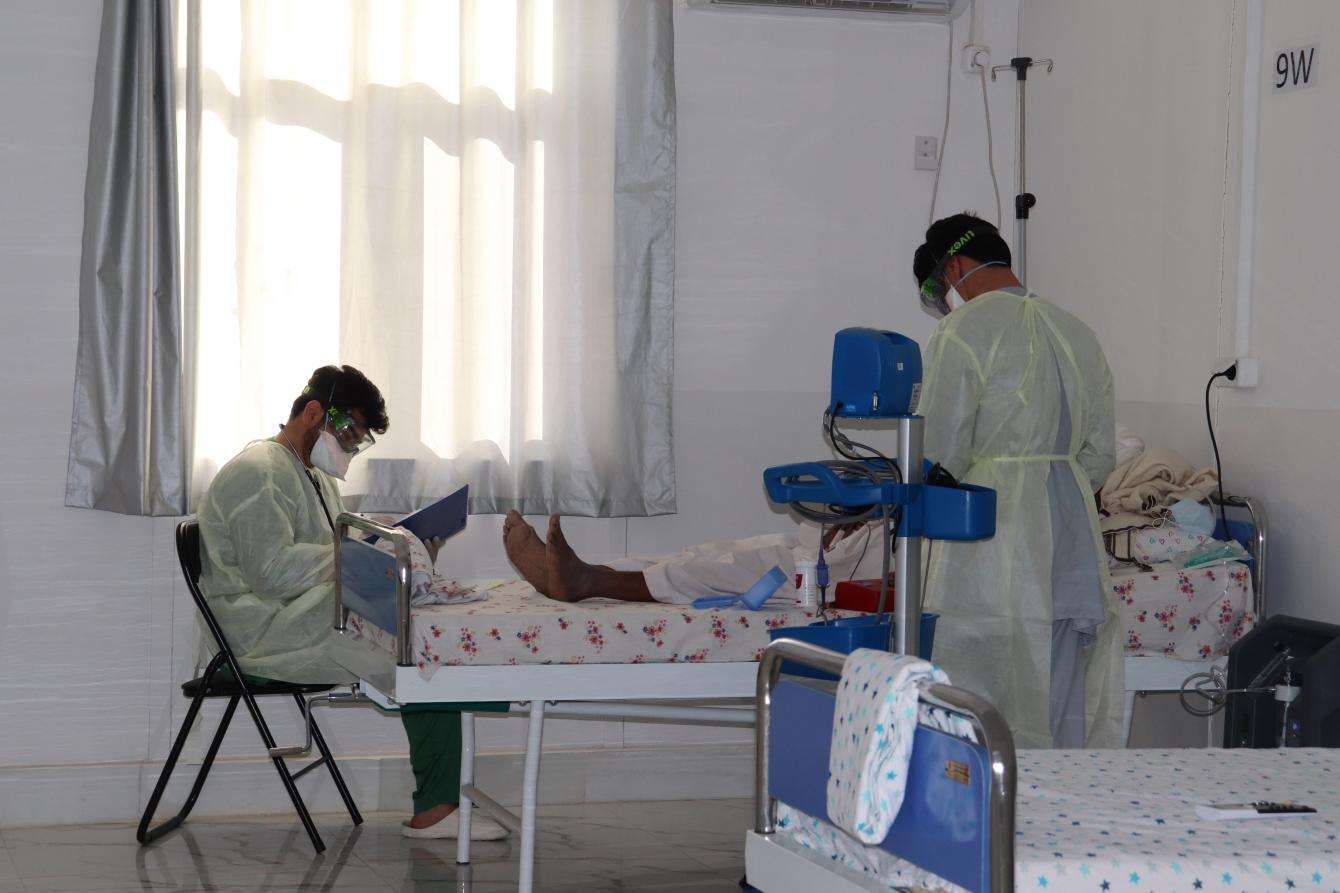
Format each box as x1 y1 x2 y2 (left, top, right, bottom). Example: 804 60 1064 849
177 0 676 517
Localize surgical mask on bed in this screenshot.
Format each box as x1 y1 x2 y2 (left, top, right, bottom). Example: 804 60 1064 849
310 429 354 480
1168 498 1216 538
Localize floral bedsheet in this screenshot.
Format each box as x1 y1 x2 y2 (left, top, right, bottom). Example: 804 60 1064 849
1111 561 1255 659
346 580 850 680
779 747 1340 892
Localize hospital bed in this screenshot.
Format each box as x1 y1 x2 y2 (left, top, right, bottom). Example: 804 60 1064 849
319 512 839 893
748 638 1340 893
1116 492 1268 744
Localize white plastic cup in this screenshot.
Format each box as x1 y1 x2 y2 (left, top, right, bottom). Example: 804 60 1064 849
794 560 818 609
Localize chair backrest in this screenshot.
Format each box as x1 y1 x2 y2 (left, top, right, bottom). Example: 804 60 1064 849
176 518 238 660
177 518 204 587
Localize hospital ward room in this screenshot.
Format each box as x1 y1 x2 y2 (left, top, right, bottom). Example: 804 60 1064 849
5 1 1340 891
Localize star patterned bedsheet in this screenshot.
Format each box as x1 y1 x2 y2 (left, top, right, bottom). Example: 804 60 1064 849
346 580 854 679
778 746 1340 892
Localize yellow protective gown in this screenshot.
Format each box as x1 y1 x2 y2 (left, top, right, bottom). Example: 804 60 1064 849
197 440 355 683
919 290 1124 749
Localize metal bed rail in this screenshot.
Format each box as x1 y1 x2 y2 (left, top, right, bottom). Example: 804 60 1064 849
754 638 1018 893
1210 492 1268 619
333 511 415 667
1104 491 1268 619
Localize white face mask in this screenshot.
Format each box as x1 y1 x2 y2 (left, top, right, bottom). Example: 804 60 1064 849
310 429 354 480
945 286 965 315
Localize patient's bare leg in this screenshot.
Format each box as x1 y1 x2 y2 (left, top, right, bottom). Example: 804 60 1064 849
503 510 550 595
545 515 654 603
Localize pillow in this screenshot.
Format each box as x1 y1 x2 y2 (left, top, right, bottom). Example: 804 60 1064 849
1130 526 1213 565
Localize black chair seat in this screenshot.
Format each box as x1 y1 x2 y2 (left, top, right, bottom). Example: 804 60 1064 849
181 677 335 698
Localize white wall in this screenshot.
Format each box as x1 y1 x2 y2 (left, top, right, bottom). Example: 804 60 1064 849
1023 0 1340 625
0 0 1018 825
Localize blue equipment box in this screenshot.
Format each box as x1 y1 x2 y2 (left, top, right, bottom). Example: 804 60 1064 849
829 329 923 419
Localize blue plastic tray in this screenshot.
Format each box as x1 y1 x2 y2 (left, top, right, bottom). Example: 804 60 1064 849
920 482 996 541
768 613 939 679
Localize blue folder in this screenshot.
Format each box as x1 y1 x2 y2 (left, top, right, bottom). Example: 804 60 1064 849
365 484 469 544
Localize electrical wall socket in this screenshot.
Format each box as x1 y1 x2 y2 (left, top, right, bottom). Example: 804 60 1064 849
1216 357 1261 388
915 136 939 171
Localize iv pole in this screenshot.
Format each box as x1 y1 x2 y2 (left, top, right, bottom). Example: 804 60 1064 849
991 56 1053 286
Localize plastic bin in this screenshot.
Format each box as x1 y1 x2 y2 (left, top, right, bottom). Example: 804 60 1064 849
768 612 939 680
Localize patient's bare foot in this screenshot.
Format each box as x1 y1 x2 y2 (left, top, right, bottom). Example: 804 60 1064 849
409 802 456 829
546 515 599 603
503 510 549 594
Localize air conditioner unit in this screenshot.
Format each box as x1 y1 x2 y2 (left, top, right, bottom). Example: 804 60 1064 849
697 0 971 22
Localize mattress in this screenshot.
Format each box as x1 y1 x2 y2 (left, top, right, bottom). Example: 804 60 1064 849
778 746 1340 893
347 580 848 679
1111 560 1255 659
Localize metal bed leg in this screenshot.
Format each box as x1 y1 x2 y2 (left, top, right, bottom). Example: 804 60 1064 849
456 711 476 866
518 701 546 893
1123 690 1138 747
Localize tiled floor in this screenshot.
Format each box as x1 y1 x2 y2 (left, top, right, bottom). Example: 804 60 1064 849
0 799 751 892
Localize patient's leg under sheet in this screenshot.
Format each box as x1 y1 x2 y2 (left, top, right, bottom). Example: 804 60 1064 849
609 534 797 605
608 524 883 605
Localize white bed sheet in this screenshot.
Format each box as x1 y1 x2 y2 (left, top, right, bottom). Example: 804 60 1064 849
777 747 1340 892
347 580 850 679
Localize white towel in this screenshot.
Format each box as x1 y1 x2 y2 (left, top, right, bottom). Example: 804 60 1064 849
826 649 974 845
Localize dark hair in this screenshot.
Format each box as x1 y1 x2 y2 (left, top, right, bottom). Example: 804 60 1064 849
290 364 389 434
912 213 1012 283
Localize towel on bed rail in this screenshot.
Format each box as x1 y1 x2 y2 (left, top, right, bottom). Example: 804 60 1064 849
827 649 974 844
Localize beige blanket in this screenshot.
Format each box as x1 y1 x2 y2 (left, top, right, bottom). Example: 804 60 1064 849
1100 447 1218 518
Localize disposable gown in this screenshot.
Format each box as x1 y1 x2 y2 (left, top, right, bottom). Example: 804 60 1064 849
919 290 1124 749
197 440 354 683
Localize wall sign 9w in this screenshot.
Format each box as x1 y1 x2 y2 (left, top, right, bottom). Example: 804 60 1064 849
1274 45 1317 94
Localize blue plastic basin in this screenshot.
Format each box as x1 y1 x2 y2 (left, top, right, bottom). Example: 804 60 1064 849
768 612 939 680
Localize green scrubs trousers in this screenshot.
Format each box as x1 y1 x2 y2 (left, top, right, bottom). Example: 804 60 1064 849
400 702 509 814
216 665 506 816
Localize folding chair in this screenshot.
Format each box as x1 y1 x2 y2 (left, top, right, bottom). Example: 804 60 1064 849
137 519 363 853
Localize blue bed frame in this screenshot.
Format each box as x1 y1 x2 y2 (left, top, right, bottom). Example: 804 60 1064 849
751 639 1018 893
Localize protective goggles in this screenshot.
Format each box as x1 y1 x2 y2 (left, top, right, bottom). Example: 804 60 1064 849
918 229 977 319
325 405 376 455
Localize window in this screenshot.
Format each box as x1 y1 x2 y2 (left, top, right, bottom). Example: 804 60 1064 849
177 0 676 517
